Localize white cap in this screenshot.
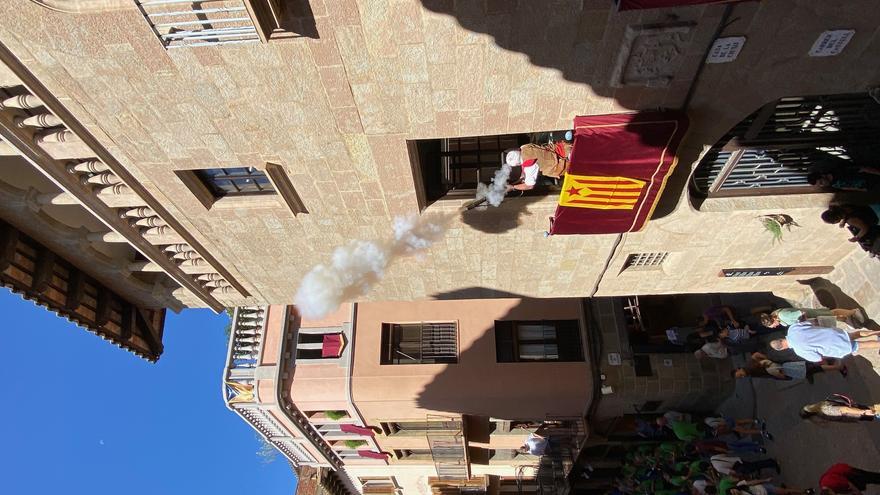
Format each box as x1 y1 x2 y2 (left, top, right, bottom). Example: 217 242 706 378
505 150 522 168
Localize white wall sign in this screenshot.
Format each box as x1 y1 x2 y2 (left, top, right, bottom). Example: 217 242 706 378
809 30 855 57
663 359 673 367
607 353 622 366
706 36 746 63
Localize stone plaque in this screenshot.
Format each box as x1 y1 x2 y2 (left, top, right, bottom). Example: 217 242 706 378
809 30 855 57
706 36 746 63
611 22 696 87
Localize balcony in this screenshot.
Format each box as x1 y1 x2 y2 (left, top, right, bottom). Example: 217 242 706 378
427 416 469 481
224 306 322 466
135 0 304 49
0 44 247 312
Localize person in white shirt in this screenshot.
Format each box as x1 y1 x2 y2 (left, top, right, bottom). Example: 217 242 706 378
519 432 549 456
695 339 729 359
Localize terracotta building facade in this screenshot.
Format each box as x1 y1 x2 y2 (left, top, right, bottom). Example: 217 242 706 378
224 300 594 494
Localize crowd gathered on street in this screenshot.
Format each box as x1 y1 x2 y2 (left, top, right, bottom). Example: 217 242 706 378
589 301 880 495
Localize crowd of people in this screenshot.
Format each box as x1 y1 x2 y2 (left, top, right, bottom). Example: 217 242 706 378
592 301 880 494
811 165 880 259
597 408 880 495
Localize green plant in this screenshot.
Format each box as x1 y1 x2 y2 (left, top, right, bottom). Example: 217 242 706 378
758 214 800 244
344 439 367 449
223 308 234 338
325 410 348 420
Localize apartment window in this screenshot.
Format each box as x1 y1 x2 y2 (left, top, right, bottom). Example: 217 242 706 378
393 449 433 460
178 164 308 214
380 322 458 365
135 0 314 50
380 421 461 435
410 130 569 208
622 252 668 270
295 332 344 361
194 167 275 198
495 320 583 362
359 477 399 494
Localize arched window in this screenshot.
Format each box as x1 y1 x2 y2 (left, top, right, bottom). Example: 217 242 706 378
691 92 880 198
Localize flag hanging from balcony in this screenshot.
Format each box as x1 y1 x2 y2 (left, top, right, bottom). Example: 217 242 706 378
548 111 688 235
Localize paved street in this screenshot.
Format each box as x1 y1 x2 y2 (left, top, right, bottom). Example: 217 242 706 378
719 247 880 493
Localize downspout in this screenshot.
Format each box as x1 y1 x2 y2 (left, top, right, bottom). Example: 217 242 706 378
680 4 736 111
589 233 625 298
274 307 339 468
345 303 373 440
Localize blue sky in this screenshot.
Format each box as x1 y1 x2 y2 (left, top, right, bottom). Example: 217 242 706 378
3 290 296 495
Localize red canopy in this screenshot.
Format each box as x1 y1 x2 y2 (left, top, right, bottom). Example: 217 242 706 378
321 334 344 358
549 111 688 235
340 423 376 436
357 450 389 459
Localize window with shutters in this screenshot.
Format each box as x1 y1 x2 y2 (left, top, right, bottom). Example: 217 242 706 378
380 322 458 365
494 320 583 362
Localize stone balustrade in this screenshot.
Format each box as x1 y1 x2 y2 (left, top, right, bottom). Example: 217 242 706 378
0 46 247 311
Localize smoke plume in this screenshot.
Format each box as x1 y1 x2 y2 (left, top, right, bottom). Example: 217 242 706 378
294 214 450 319
475 163 511 207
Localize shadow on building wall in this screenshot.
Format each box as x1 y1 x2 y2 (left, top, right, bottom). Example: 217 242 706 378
418 0 648 107
461 195 547 234
431 287 528 300
798 277 879 331
415 297 592 420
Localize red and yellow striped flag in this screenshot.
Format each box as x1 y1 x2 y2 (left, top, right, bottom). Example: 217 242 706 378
549 111 688 235
558 175 646 210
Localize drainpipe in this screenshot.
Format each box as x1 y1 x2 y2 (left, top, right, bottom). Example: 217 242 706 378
681 4 736 111
345 303 373 440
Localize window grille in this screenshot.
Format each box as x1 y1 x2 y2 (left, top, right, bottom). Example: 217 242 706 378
134 0 262 49
194 167 275 197
623 252 668 270
381 322 458 365
692 92 880 196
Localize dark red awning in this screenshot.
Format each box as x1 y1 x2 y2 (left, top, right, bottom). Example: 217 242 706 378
549 111 688 235
321 333 343 358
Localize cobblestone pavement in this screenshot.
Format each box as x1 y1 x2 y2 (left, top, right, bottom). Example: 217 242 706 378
718 248 880 493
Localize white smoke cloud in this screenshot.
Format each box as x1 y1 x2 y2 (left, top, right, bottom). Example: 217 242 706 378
294 214 451 319
475 163 511 207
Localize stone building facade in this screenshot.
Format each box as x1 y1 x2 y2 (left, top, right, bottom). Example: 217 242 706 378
1 1 877 353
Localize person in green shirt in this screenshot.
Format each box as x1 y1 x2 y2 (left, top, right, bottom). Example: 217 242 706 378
669 419 703 441
760 307 864 328
717 475 739 495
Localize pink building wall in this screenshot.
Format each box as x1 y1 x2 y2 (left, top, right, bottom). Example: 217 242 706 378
350 298 593 423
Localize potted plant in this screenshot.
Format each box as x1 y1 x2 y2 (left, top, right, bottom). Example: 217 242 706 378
325 410 348 420
759 214 800 244
344 439 367 449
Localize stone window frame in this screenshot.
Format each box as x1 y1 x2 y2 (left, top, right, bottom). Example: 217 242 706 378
176 163 307 215
621 252 669 271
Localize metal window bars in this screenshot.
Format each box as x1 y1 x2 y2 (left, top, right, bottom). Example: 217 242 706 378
623 252 668 269
426 416 468 481
135 0 261 48
692 92 880 195
391 322 458 364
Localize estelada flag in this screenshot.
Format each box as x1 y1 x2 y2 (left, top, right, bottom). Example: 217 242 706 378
549 111 688 235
